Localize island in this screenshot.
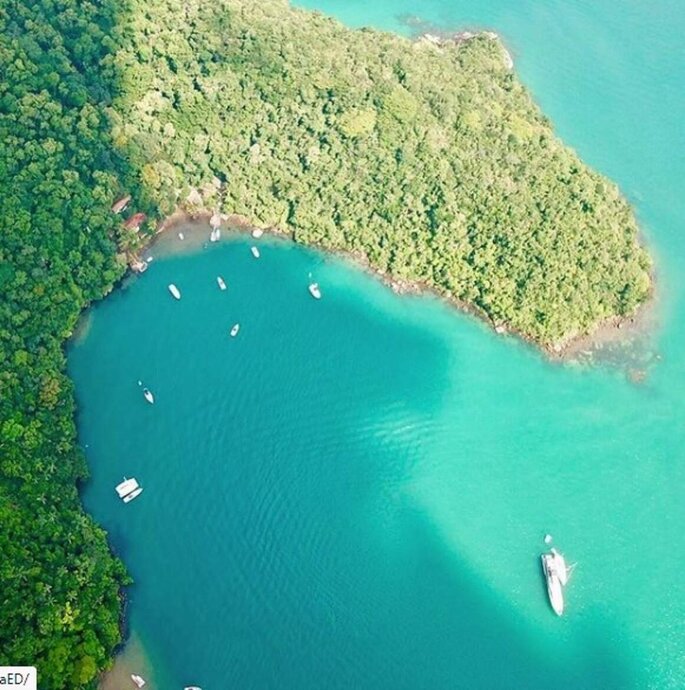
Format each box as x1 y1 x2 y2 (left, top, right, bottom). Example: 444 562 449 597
0 0 651 688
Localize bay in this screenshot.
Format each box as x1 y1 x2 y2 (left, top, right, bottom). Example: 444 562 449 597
69 2 685 687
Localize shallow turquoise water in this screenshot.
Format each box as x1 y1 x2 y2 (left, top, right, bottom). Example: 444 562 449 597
69 2 685 688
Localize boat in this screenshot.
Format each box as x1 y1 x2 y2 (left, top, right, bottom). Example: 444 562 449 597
230 323 240 337
184 687 202 690
251 246 260 258
251 228 264 238
130 674 146 688
168 284 181 300
123 487 144 503
178 232 185 240
209 227 220 242
308 282 322 299
541 548 569 616
116 478 143 504
115 477 139 499
217 276 227 291
143 388 154 404
145 256 154 263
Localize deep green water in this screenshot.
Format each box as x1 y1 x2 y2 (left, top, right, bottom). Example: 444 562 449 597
69 2 685 688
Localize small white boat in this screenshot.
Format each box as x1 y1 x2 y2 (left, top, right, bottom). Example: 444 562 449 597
178 232 185 240
541 548 569 616
251 228 264 238
308 282 322 300
251 246 260 259
145 256 153 264
131 674 146 688
123 487 144 503
168 284 181 300
143 388 154 404
116 477 143 504
217 276 227 291
230 323 240 337
209 227 221 242
184 686 202 690
115 477 139 499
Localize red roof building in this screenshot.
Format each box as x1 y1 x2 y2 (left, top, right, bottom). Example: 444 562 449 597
123 212 147 231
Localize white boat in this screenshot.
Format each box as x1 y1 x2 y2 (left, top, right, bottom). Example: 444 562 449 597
209 227 220 242
130 674 146 688
145 256 153 264
184 686 202 690
178 232 185 240
308 282 322 299
115 477 139 499
217 276 227 291
123 487 144 503
143 388 154 404
230 323 240 337
251 246 260 258
116 477 143 503
541 548 569 616
251 228 264 238
168 284 181 300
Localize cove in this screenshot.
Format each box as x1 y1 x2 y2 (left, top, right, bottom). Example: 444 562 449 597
72 227 681 690
68 1 685 688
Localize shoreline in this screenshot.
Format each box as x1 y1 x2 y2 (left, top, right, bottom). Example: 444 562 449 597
98 629 158 690
132 209 657 365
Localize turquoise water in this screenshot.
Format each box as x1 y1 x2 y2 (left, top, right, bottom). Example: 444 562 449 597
68 2 685 688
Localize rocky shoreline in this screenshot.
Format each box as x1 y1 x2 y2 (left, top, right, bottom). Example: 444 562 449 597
400 14 514 69
130 209 656 370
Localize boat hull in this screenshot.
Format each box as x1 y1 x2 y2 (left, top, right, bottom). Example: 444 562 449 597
541 554 565 616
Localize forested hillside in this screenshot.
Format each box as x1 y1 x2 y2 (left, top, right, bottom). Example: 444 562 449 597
0 0 650 687
0 2 131 688
113 0 650 345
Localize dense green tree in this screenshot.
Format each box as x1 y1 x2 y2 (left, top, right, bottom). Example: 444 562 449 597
108 0 649 347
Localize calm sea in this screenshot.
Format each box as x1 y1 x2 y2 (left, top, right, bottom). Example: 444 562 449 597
69 2 685 688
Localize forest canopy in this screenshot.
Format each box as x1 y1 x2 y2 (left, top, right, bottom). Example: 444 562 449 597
0 0 651 688
112 0 651 347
